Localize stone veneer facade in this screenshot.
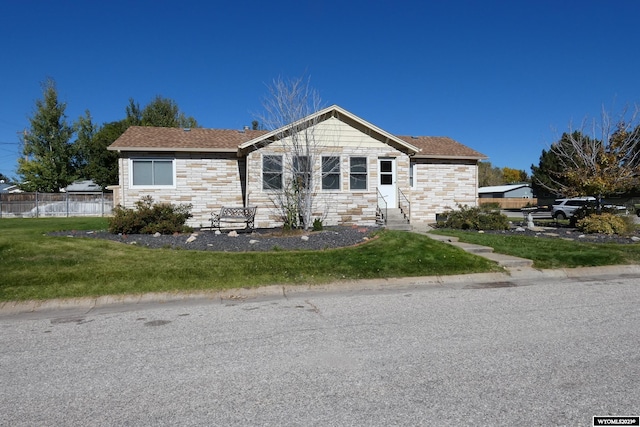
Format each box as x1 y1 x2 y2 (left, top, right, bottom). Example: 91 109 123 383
112 118 479 228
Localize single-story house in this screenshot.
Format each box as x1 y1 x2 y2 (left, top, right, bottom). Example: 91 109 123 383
478 184 534 199
108 105 487 228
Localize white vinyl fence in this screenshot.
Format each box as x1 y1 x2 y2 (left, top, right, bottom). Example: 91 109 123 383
0 192 113 218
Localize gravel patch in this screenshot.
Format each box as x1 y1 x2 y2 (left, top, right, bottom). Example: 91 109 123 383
52 226 380 252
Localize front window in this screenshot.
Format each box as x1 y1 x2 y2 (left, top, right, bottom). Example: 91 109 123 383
131 159 174 186
263 155 283 190
350 157 367 190
322 156 340 190
293 156 311 189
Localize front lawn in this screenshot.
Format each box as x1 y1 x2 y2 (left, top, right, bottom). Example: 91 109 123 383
0 218 501 302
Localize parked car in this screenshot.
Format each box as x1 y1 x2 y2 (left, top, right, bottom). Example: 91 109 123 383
551 197 596 220
552 197 628 220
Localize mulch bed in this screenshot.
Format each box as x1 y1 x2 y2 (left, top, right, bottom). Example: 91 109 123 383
51 226 380 252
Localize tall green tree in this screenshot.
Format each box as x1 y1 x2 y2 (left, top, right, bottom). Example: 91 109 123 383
17 79 76 192
84 121 126 188
75 111 123 189
133 96 199 128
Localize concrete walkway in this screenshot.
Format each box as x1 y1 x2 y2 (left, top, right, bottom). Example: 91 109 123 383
421 232 534 269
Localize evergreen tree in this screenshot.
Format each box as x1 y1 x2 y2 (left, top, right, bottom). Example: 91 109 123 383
17 79 76 192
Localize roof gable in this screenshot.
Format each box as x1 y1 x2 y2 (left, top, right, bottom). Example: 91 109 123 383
238 105 420 154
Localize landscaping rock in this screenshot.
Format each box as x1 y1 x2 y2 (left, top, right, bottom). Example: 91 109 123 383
228 230 238 237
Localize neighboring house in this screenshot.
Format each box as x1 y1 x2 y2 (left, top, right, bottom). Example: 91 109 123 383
0 182 21 193
479 184 534 199
108 105 487 228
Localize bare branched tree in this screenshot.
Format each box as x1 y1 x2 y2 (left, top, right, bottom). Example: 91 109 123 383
538 105 640 199
256 76 326 230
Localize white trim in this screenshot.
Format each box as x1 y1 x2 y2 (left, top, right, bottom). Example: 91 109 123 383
129 158 176 189
321 155 341 192
349 156 368 191
410 161 417 189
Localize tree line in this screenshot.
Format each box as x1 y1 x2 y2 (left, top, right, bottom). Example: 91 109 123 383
8 78 640 204
15 79 199 192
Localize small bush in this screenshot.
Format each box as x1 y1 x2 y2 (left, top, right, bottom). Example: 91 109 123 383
577 213 633 235
438 204 509 230
108 196 193 234
313 218 324 231
570 203 620 226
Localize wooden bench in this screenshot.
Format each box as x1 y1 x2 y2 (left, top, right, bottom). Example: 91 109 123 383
211 206 257 231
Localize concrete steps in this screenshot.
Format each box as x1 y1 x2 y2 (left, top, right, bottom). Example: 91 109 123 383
383 208 411 231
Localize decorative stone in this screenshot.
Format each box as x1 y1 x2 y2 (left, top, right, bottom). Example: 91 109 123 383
215 230 221 235
301 235 309 241
186 235 197 243
578 234 586 239
515 227 526 232
249 240 259 244
228 230 238 237
153 232 161 237
478 230 484 234
631 236 640 242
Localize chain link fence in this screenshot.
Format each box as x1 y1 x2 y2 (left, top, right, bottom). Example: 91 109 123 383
0 192 113 218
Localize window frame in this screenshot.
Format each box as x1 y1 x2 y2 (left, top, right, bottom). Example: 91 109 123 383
129 158 176 188
321 156 341 191
262 154 283 190
349 157 368 191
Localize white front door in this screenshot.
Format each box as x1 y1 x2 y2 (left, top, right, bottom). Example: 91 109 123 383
378 158 397 208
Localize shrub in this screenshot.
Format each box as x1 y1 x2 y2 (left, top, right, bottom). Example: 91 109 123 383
108 196 193 234
570 203 620 226
312 218 324 231
438 204 509 230
576 213 633 235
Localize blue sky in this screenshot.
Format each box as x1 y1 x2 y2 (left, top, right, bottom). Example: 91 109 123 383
1 0 639 180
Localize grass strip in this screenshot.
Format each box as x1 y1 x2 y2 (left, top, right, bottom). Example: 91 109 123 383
432 229 640 269
0 218 501 301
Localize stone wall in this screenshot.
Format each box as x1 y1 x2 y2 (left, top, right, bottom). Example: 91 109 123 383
409 159 478 224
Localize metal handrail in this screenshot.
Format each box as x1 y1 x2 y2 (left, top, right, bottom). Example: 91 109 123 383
398 188 410 222
377 189 387 225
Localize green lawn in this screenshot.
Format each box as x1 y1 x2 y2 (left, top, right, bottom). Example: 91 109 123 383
432 229 640 269
0 217 501 302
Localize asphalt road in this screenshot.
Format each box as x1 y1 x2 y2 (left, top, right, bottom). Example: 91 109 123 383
1 274 639 426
